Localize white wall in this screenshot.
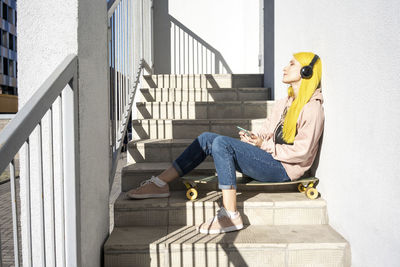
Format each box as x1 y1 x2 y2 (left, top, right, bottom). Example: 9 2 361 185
18 0 109 266
154 0 261 74
272 1 400 266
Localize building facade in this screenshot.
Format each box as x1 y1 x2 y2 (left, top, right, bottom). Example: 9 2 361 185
0 0 17 95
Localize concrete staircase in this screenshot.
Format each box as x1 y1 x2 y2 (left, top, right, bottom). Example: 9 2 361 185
104 74 351 267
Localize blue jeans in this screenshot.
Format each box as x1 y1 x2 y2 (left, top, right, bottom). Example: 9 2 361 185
172 132 290 190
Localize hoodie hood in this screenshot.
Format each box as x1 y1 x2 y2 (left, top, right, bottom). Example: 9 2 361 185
309 87 324 104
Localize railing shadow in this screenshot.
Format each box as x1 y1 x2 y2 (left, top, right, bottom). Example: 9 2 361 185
131 119 253 140
146 185 308 267
120 184 302 266
146 190 260 267
135 101 269 120
169 15 232 75
139 87 269 104
142 60 153 75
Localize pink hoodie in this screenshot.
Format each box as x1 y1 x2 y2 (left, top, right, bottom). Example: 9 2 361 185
252 88 325 180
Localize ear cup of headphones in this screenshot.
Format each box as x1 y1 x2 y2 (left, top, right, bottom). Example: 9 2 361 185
300 54 319 79
300 66 313 79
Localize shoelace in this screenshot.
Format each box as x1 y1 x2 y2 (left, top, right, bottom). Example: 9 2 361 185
139 176 156 187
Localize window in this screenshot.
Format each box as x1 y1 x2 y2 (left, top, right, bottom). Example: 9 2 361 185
7 7 12 24
0 86 13 95
9 33 13 50
2 30 7 48
2 3 7 21
9 59 14 77
3 57 8 76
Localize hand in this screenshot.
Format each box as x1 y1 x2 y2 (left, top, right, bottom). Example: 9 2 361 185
248 133 263 147
239 130 251 143
239 131 263 147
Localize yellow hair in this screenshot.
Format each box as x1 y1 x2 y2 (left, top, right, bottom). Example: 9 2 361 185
282 52 322 143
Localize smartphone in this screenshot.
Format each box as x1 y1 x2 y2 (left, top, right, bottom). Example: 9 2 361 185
236 126 251 137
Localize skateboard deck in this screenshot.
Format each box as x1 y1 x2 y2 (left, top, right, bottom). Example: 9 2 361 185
182 175 319 200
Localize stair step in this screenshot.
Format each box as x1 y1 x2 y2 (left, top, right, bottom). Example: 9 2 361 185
139 87 271 102
104 225 350 267
114 191 328 227
132 118 266 140
121 161 305 192
136 100 274 119
142 74 264 89
127 139 217 163
121 161 218 192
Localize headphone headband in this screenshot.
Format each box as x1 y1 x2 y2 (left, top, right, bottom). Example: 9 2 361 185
309 55 319 68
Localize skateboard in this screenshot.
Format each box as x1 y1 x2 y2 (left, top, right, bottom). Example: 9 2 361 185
182 175 319 200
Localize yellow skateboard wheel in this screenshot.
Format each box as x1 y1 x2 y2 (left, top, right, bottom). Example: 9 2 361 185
298 183 306 193
305 187 318 200
186 188 198 200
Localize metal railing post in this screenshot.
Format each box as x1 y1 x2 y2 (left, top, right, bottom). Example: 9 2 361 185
37 122 46 266
62 73 79 267
24 140 32 267
10 159 20 267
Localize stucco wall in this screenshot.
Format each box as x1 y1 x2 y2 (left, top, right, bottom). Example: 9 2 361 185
272 0 400 266
154 0 261 74
18 0 109 266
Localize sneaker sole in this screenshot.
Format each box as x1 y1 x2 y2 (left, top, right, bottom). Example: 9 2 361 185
198 224 244 234
127 192 170 199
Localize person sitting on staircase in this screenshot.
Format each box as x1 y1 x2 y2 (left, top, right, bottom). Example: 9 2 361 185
127 52 325 235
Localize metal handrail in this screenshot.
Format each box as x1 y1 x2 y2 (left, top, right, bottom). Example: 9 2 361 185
109 60 144 189
0 54 79 267
0 55 77 174
107 0 121 17
107 0 153 192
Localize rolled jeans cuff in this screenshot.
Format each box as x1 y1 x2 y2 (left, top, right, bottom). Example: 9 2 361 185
172 160 184 177
218 183 237 190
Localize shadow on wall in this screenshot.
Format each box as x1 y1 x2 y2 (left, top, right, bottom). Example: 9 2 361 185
153 0 232 74
169 15 232 75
